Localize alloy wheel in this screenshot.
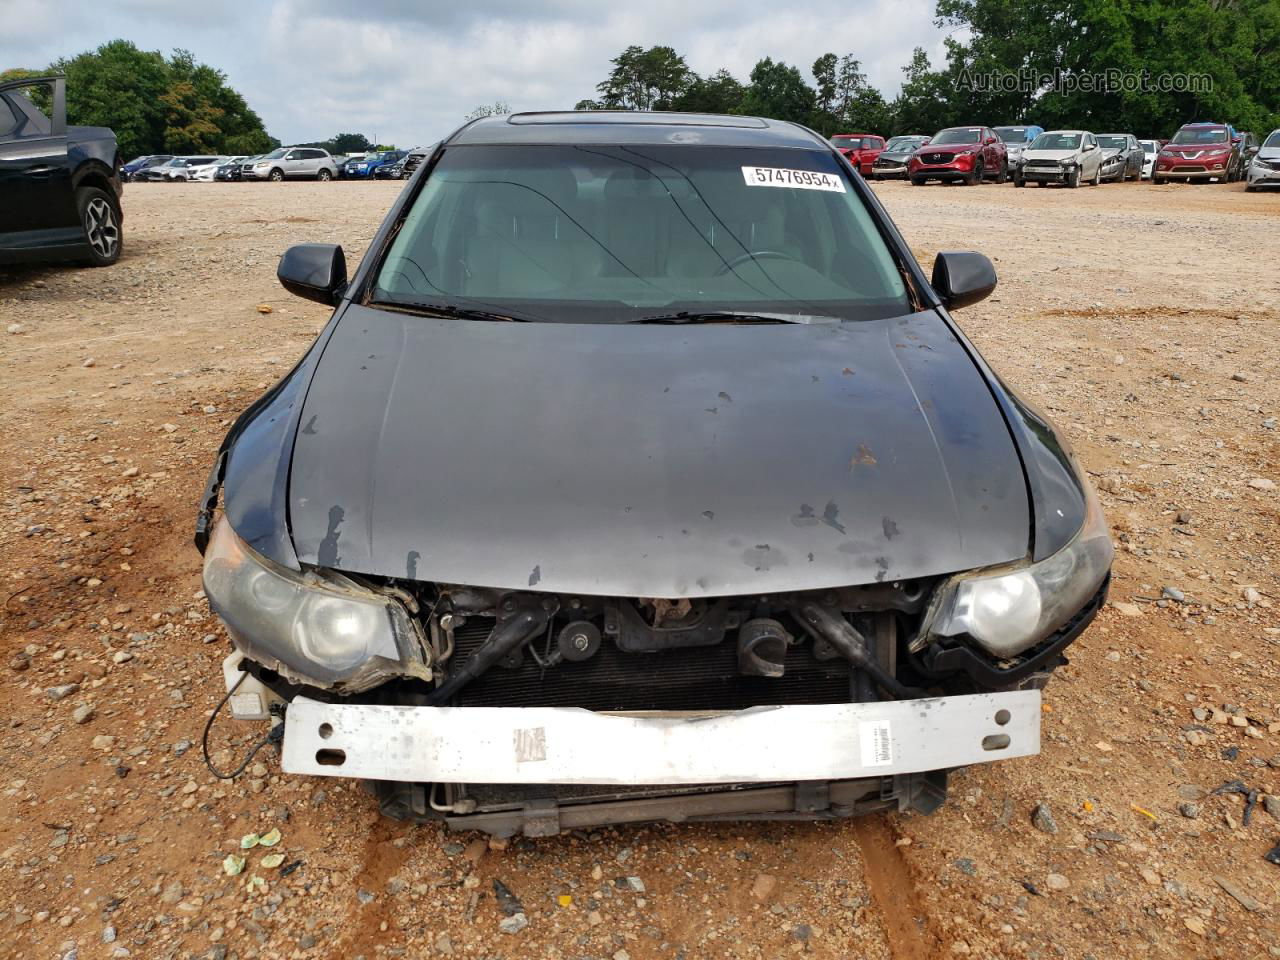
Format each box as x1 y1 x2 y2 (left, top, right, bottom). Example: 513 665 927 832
85 198 120 259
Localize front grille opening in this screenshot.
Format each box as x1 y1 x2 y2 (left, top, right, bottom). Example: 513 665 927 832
443 610 893 712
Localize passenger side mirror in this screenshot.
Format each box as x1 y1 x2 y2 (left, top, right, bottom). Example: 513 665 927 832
278 243 347 306
931 251 997 310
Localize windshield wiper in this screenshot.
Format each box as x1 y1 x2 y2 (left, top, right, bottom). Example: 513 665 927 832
629 311 837 325
369 299 530 322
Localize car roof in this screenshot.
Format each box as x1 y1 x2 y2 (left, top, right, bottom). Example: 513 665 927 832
1040 130 1089 135
449 111 828 149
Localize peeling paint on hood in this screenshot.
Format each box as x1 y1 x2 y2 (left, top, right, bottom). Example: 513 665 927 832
286 305 1030 598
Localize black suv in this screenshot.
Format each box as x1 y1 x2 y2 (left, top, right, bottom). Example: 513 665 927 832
0 76 123 266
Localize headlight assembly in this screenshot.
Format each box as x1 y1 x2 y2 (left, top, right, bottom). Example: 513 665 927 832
916 476 1113 659
202 518 429 691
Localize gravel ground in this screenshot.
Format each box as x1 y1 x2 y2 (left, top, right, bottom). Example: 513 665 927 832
1 178 1278 960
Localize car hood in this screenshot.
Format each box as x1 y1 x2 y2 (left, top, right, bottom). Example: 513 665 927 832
879 151 914 162
915 145 978 157
1258 147 1280 161
68 125 116 146
1023 149 1080 162
1164 144 1229 155
286 305 1030 598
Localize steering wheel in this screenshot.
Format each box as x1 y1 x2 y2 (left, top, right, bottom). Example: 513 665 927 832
716 250 803 275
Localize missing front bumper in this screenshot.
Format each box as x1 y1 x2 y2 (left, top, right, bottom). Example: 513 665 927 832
279 691 1039 785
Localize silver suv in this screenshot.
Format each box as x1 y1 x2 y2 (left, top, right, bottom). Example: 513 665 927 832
245 147 338 182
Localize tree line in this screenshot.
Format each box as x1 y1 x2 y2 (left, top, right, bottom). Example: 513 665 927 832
2 40 275 160
574 0 1280 138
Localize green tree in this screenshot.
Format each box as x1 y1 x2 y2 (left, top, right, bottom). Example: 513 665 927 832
812 54 838 116
890 47 956 135
739 57 815 124
329 132 373 153
0 67 45 84
43 40 272 158
596 45 691 110
672 69 745 114
464 101 512 121
935 0 1280 136
51 40 170 160
158 80 223 153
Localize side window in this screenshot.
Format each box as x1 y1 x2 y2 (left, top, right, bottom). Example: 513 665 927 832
6 84 53 137
0 96 17 139
286 151 299 160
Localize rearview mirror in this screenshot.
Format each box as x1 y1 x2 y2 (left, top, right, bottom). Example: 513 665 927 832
278 244 347 305
931 251 997 310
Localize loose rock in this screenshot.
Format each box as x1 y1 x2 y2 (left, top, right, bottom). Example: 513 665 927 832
1032 802 1059 834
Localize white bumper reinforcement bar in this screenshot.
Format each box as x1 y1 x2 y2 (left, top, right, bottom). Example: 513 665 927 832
280 691 1040 785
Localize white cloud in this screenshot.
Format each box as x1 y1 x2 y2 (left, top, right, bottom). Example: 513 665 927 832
1 0 953 146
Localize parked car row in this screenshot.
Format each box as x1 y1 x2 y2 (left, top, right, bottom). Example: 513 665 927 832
839 121 1275 190
121 145 440 184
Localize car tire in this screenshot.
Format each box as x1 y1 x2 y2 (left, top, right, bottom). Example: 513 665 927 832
269 168 284 182
966 160 983 186
76 186 123 267
1066 167 1080 189
1014 171 1025 187
1092 164 1102 186
994 159 1008 184
910 177 925 186
317 168 333 182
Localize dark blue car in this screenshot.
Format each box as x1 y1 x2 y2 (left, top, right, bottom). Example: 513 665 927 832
121 154 171 182
342 150 405 179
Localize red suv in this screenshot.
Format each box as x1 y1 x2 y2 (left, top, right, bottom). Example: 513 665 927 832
1153 123 1239 183
830 133 885 176
908 126 1008 185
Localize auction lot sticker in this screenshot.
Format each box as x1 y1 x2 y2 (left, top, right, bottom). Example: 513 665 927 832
859 719 893 767
742 166 846 192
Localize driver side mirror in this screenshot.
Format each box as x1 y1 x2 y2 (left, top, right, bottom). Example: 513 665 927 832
931 251 997 310
278 243 347 306
1084 142 1097 151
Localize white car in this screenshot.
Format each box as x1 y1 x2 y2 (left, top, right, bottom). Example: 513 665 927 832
191 157 234 182
1246 129 1280 192
245 147 339 182
1138 139 1159 179
1014 130 1104 188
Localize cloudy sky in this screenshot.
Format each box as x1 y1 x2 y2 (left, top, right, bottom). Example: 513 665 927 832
3 0 955 147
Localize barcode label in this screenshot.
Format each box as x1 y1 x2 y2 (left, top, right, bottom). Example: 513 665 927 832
859 720 893 767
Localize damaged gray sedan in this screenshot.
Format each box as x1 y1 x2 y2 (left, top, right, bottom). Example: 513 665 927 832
196 111 1112 836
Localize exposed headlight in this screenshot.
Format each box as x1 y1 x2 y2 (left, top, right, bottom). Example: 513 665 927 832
202 518 429 690
918 476 1113 658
